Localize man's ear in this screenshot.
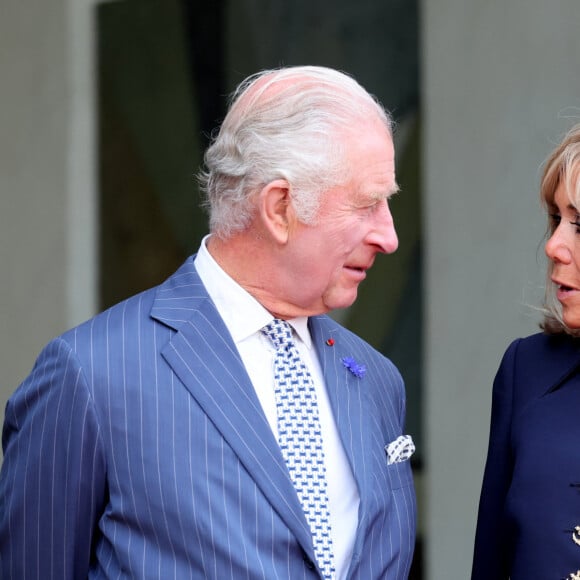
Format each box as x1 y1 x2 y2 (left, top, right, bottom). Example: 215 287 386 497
258 179 295 244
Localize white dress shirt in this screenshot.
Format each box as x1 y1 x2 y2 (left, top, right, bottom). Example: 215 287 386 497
194 235 359 579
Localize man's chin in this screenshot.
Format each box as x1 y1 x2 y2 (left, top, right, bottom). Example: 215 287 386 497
323 290 359 313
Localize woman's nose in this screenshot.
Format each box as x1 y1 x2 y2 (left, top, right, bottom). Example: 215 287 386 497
545 228 572 264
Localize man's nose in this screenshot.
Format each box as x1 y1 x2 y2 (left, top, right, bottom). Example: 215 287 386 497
367 200 399 254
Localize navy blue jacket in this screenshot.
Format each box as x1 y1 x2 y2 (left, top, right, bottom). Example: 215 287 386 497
472 332 580 580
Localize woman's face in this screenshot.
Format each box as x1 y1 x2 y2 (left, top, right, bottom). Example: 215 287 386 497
545 181 580 328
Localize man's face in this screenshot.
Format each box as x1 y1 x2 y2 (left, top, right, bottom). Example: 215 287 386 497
280 123 399 316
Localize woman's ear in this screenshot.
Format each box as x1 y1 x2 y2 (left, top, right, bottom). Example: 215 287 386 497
258 179 295 244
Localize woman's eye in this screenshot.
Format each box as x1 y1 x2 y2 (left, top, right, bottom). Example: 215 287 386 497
549 213 561 227
570 216 580 232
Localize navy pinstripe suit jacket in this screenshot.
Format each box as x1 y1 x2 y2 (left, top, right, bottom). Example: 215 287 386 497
0 257 416 579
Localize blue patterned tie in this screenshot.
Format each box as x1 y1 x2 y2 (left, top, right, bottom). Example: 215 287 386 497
262 319 336 579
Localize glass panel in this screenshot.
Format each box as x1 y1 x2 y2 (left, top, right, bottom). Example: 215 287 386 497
98 1 422 575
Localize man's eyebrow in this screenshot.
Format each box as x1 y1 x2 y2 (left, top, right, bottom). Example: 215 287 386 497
372 184 400 201
376 183 400 201
389 183 400 197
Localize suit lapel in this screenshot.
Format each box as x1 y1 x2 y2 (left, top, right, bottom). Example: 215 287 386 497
309 316 373 523
541 334 580 395
150 259 313 554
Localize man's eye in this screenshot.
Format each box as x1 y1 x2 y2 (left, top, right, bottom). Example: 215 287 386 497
367 200 385 212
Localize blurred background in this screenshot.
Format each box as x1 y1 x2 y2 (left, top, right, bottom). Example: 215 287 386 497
2 0 580 577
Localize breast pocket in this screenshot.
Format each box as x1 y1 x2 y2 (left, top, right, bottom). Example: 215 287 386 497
386 459 414 491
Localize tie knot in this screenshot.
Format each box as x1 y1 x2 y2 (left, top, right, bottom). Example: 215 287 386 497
261 318 294 351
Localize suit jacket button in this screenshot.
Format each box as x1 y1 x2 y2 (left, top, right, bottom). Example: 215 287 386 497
303 555 315 570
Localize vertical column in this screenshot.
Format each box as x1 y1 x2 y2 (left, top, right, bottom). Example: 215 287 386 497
66 0 98 328
0 0 97 442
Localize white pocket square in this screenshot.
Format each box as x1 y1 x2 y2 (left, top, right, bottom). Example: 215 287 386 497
385 435 415 465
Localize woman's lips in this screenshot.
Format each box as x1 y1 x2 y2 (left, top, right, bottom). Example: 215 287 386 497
554 280 578 301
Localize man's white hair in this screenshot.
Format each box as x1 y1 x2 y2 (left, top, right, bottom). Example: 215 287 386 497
198 65 394 239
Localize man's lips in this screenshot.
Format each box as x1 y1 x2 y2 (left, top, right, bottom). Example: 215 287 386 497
345 257 375 273
344 264 369 280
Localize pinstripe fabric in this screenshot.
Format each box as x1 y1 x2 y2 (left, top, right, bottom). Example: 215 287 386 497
0 256 416 579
